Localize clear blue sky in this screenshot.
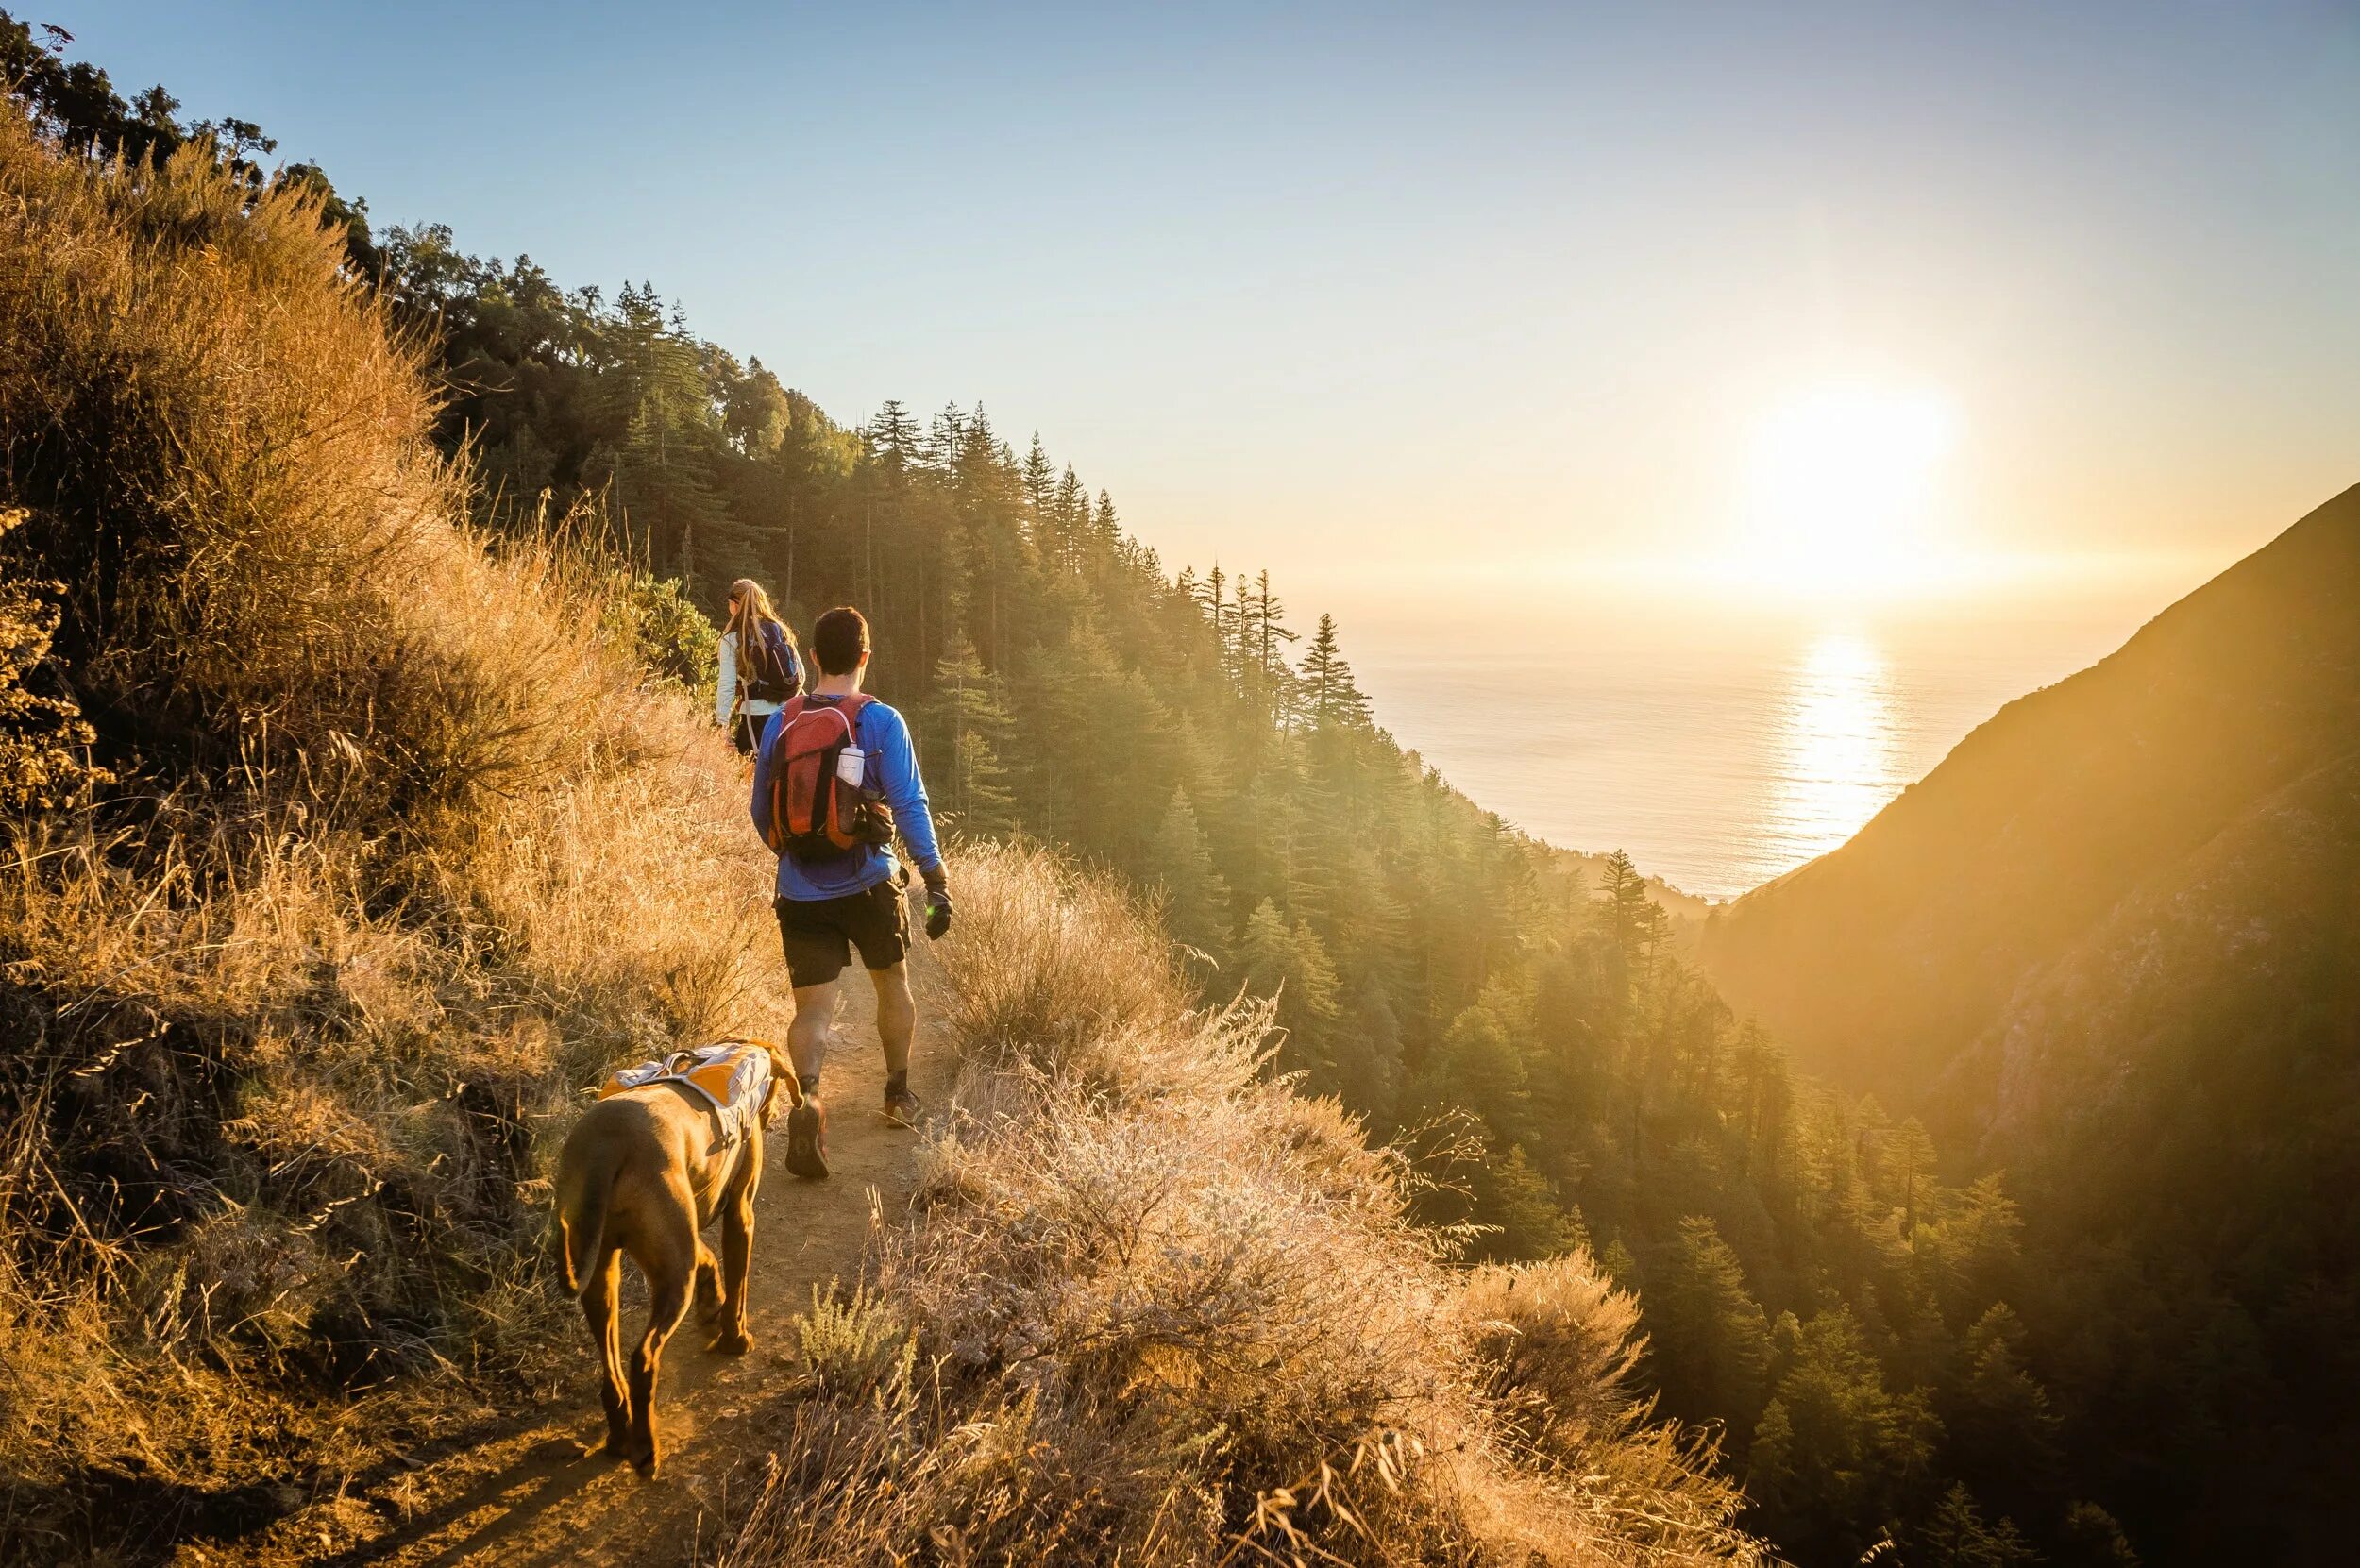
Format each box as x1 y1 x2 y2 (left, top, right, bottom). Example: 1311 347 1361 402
36 1 2360 620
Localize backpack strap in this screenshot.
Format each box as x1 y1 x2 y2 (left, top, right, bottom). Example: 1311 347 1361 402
812 691 870 744
767 695 808 750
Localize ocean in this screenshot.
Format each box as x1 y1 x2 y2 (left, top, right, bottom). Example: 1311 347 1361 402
1347 584 2180 902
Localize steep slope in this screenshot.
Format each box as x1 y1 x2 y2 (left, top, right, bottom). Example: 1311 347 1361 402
1700 482 2360 1099
0 93 785 1561
1942 750 2360 1562
720 844 1769 1568
1699 485 2360 1560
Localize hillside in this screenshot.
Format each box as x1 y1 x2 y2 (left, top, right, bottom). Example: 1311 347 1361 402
1702 483 2360 1100
1699 484 2360 1560
0 85 797 1560
0 55 1770 1568
1936 747 2360 1562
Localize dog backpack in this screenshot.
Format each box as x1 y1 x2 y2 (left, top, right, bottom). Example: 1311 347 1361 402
599 1039 777 1146
760 694 889 861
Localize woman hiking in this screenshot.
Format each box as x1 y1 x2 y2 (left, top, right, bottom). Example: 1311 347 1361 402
716 578 804 753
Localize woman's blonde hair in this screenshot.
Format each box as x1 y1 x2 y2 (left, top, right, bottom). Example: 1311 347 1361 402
726 578 799 685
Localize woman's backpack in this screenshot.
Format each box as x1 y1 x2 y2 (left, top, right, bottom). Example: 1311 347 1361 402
759 695 892 862
744 620 803 704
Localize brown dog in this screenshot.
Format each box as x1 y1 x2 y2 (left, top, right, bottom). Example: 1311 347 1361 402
551 1039 795 1477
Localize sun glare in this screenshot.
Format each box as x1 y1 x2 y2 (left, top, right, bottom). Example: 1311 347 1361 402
1738 382 1960 598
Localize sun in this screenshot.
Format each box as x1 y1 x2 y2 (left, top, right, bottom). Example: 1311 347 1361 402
1738 381 1960 597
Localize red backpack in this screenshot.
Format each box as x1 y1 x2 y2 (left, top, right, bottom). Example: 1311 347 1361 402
760 695 891 861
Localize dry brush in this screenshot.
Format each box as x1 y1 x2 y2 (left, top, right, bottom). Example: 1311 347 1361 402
0 98 782 1556
726 842 1769 1567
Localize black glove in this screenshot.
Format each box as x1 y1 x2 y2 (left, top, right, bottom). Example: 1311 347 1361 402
922 873 952 941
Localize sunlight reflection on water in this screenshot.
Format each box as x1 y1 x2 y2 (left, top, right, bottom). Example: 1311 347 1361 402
1766 630 1904 866
1347 594 2153 899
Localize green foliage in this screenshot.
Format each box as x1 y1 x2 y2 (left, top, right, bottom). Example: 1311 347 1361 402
797 1280 914 1396
1746 1308 1940 1562
1906 1484 2039 1568
1461 1141 1581 1262
921 631 1017 835
1238 897 1341 1081
601 567 718 691
0 508 103 812
1145 786 1230 963
1648 1217 1773 1437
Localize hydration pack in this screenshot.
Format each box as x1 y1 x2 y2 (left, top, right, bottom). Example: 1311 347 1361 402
759 694 893 862
743 620 803 704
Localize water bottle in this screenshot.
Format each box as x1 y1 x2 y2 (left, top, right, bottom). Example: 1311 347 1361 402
836 743 866 790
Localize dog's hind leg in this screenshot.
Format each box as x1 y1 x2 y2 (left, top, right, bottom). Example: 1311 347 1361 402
582 1248 631 1459
625 1182 698 1479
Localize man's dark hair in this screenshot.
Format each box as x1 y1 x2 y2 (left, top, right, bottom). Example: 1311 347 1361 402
812 606 871 676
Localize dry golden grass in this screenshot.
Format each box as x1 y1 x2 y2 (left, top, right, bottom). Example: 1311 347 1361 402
726 843 1768 1567
0 100 784 1556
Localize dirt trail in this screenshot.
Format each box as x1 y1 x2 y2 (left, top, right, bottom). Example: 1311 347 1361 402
202 975 930 1568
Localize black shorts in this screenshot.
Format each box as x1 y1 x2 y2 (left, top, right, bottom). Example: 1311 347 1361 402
775 881 910 987
730 713 767 755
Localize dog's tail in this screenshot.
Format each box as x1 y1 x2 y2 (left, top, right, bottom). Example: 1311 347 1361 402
554 1145 616 1295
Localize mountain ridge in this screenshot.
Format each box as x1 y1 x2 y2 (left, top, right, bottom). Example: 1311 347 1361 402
1701 481 2360 1101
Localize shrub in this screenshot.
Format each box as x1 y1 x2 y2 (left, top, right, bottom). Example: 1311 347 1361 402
0 93 778 1553
725 843 1768 1567
0 507 102 812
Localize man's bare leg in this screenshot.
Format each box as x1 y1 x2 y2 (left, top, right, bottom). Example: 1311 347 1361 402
868 961 914 1076
782 977 839 1178
870 961 919 1121
787 977 840 1086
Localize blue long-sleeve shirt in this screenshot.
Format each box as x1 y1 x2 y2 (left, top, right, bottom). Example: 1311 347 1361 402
750 695 943 902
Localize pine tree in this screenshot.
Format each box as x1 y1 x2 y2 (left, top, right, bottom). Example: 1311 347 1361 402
1414 1002 1535 1148
1592 849 1671 979
1239 898 1340 1081
609 284 733 588
1020 433 1066 568
923 630 1016 835
1746 1307 1942 1563
868 398 921 473
1464 1142 1577 1262
1334 973 1405 1128
2057 1503 2142 1568
1948 1303 2062 1523
1909 1484 2037 1568
1647 1215 1774 1433
1148 787 1232 963
1087 488 1121 567
1301 612 1372 728
1242 568 1300 728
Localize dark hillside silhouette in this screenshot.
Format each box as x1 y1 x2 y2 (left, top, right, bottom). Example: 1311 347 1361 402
1704 483 2360 1100
1704 483 2360 1559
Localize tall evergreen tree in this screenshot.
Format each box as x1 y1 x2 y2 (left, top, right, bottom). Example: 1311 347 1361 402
923 630 1017 835
1302 612 1372 728
1648 1216 1774 1434
1148 786 1232 962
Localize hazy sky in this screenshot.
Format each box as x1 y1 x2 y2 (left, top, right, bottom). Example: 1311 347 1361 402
43 1 2360 624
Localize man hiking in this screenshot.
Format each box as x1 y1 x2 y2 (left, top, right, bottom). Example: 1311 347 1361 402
750 605 951 1179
